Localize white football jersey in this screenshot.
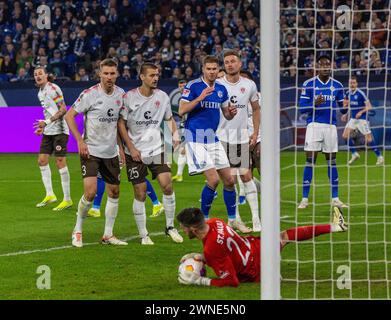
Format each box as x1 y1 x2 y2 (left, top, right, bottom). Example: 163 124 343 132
248 92 261 143
72 84 125 159
216 76 259 144
38 82 69 135
120 88 172 158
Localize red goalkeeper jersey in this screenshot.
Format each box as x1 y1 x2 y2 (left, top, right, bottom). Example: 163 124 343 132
203 218 260 287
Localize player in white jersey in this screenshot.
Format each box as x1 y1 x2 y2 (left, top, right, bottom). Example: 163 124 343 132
216 50 261 232
33 67 72 211
172 79 188 183
240 70 261 187
118 62 183 245
65 59 127 248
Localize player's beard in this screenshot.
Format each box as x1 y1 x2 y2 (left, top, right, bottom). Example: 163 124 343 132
188 231 197 239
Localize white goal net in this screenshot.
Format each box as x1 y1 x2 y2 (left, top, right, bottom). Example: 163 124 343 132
278 0 391 299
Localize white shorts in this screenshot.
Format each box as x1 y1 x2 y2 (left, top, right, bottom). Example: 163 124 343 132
304 122 338 153
185 141 230 175
346 119 371 135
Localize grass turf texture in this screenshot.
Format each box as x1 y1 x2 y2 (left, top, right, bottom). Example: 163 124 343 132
0 153 259 300
1 151 389 299
281 150 391 299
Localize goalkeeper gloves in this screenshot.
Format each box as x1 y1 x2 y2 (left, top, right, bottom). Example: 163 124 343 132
178 270 211 286
179 252 205 264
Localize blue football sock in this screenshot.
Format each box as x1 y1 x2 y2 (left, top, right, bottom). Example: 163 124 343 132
223 188 236 220
327 159 339 199
302 160 313 199
348 138 357 154
93 176 105 209
201 184 216 218
146 178 159 205
369 140 381 157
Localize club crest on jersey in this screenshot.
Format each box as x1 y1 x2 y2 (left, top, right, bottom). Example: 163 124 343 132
155 100 160 108
116 100 121 106
217 90 223 98
182 88 190 97
240 87 246 94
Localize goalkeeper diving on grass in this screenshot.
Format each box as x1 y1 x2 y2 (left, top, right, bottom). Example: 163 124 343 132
176 206 347 287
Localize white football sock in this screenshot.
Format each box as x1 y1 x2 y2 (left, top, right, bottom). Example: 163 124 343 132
177 153 187 176
59 166 71 201
74 195 92 233
133 199 148 238
243 180 260 227
253 176 260 193
39 164 54 196
103 197 119 238
163 192 175 228
237 171 245 197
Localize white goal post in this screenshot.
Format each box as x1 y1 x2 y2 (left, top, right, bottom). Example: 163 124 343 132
260 0 281 300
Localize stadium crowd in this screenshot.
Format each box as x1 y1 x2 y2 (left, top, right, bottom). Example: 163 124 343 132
280 0 391 77
0 0 260 82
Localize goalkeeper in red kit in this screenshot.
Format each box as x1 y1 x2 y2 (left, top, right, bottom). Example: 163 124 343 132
177 207 347 287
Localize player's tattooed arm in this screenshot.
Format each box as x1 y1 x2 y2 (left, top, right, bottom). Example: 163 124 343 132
34 101 67 129
117 133 126 167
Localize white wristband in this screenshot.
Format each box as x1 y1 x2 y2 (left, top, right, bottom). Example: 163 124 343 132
199 277 211 286
44 119 52 125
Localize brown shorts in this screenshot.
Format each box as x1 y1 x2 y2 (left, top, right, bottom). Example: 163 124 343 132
80 155 121 185
221 142 250 168
125 153 171 185
39 134 69 156
251 142 260 171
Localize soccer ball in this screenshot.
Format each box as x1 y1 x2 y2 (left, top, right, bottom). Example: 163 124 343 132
179 255 207 277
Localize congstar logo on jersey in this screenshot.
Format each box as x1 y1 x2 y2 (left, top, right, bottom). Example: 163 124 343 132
135 111 159 125
229 95 246 109
98 108 118 123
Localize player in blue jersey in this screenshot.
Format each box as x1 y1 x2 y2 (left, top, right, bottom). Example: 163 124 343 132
298 54 348 209
179 55 252 233
341 76 384 165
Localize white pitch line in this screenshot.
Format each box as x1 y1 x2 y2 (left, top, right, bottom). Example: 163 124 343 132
0 220 256 258
0 232 165 258
281 215 390 219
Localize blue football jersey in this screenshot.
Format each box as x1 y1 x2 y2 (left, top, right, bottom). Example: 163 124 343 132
181 77 229 143
299 76 345 125
345 89 368 120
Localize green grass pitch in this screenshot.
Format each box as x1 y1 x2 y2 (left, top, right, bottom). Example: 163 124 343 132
0 151 389 299
0 153 259 300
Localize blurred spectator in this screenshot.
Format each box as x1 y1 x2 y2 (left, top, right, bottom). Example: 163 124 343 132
0 54 17 75
10 67 28 82
120 65 132 81
0 0 263 81
75 66 90 81
280 0 389 76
